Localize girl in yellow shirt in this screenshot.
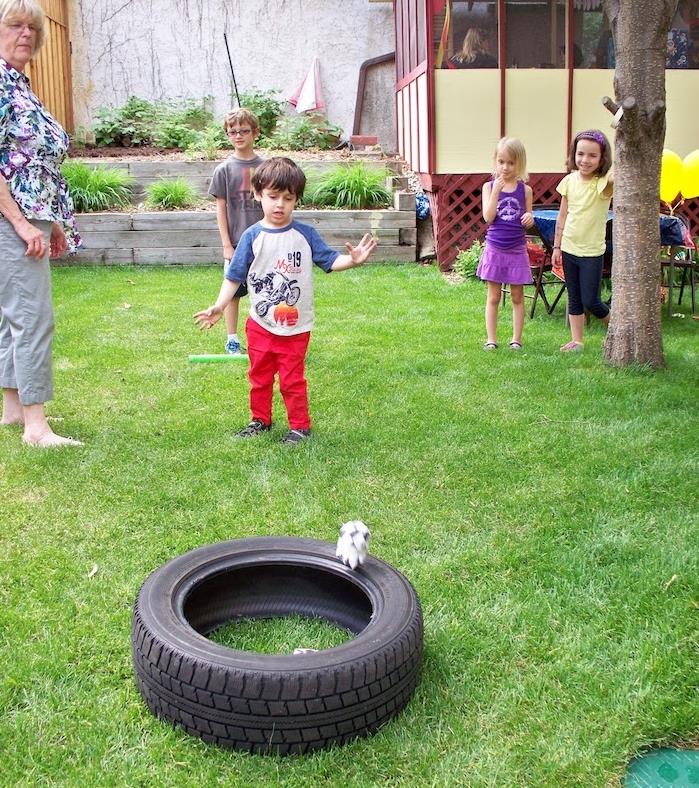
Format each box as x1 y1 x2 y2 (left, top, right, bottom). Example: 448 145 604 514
552 130 613 352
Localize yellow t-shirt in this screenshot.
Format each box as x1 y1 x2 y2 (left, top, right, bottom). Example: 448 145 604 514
557 171 612 256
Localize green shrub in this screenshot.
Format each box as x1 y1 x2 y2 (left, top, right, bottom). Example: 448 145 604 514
261 112 343 151
170 97 214 131
61 161 133 212
238 89 285 140
145 178 199 209
185 125 231 160
93 96 215 149
155 98 215 148
453 240 484 279
155 119 199 150
93 96 161 147
306 164 391 209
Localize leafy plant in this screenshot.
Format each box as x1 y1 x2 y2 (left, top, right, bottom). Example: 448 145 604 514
262 112 343 151
145 178 199 209
155 98 215 148
170 97 214 130
185 124 230 160
155 119 200 150
93 96 215 149
61 161 133 212
92 96 162 147
238 89 285 140
453 239 484 279
306 163 391 209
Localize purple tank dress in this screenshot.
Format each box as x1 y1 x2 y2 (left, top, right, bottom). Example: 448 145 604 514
476 180 533 285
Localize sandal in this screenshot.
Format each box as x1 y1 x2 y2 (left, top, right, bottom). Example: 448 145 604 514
508 341 522 350
560 341 583 353
483 342 498 351
281 428 311 445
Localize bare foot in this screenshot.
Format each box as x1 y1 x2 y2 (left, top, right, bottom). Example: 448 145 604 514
1 415 24 426
22 430 83 447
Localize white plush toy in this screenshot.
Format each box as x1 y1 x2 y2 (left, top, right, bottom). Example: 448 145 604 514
336 520 371 570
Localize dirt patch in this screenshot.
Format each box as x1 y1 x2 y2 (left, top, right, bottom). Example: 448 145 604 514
68 145 185 160
67 145 401 164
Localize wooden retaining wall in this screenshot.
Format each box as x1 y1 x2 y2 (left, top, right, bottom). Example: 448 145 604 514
73 203 417 265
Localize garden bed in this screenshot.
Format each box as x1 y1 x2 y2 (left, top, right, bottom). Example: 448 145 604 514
67 154 416 264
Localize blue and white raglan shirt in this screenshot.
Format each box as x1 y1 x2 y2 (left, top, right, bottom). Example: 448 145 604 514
226 221 339 336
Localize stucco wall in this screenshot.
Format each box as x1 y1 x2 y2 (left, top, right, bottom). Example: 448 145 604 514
69 0 397 150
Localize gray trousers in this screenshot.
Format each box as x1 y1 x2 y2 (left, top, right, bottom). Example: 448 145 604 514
0 217 54 405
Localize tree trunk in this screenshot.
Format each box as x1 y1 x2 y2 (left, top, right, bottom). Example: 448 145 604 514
602 0 677 369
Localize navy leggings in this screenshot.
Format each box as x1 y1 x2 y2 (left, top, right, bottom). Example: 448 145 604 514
562 251 609 318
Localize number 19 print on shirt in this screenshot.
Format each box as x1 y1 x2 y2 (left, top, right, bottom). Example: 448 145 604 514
226 221 340 337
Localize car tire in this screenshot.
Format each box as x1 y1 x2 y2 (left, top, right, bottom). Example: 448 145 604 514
131 537 423 754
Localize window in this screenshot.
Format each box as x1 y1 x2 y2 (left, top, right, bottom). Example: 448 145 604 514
434 1 498 69
505 0 565 68
666 0 699 68
573 5 614 68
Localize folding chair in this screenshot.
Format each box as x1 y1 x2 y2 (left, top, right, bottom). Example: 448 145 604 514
659 231 697 317
500 238 566 318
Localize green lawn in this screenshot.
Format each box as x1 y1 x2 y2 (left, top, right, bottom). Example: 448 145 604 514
1 264 697 787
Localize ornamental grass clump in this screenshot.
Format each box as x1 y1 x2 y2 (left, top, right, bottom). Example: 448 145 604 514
306 163 392 209
61 161 133 212
145 178 198 209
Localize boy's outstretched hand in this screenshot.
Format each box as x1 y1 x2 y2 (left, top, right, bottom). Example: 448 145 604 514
193 305 223 329
346 233 377 266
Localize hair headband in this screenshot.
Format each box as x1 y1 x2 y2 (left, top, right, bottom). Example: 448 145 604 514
575 130 606 151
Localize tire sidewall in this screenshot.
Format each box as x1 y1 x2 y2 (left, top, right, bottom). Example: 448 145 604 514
135 537 420 673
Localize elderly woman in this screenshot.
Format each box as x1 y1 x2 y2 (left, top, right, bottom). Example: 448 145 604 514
0 0 81 446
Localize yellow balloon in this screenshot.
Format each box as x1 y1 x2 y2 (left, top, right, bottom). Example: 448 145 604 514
660 149 683 204
681 149 699 199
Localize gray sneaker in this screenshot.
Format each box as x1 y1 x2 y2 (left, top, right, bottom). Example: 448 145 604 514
236 419 271 438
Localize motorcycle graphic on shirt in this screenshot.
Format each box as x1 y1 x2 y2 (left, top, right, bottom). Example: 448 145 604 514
250 271 301 319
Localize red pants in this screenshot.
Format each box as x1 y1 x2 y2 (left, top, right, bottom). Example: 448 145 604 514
246 318 311 430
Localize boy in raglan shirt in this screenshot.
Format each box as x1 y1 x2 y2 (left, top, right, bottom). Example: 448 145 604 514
195 157 376 444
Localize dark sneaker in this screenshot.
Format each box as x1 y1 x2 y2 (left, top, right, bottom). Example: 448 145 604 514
281 428 311 445
225 338 245 355
236 419 271 438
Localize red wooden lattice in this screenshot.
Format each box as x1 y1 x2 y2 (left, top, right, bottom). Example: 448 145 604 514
421 172 699 270
677 200 699 246
421 173 566 270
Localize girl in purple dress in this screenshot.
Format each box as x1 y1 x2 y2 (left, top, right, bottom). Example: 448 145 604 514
477 137 534 350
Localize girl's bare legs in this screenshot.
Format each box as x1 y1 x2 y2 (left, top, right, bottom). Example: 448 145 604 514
510 285 524 345
569 313 585 345
485 281 501 344
1 388 23 425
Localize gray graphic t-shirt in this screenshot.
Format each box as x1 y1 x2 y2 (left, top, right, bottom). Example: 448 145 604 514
208 155 265 246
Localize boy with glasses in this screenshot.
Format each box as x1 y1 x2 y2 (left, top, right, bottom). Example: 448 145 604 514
208 108 265 354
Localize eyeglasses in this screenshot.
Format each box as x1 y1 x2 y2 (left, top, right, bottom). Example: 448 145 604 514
227 128 253 137
4 21 39 34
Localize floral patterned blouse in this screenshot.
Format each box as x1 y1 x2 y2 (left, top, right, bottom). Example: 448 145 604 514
0 57 81 252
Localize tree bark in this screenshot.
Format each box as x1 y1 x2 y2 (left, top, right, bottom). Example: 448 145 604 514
602 0 677 369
